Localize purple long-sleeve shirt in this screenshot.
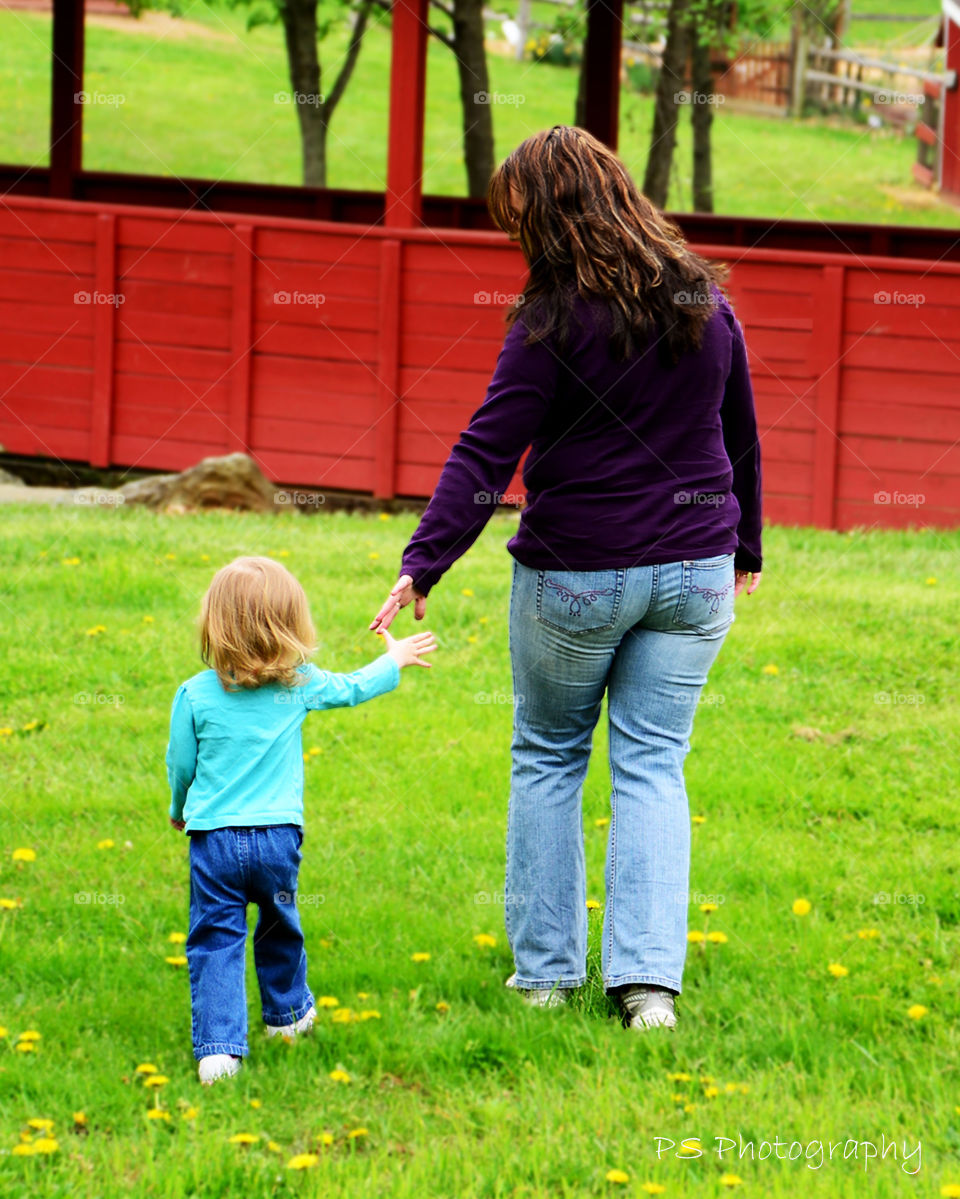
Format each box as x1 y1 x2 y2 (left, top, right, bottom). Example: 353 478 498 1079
401 288 762 594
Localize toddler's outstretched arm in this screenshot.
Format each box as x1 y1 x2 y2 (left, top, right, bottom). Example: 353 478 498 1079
379 628 437 669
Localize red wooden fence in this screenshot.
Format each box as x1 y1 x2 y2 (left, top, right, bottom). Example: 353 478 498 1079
1 195 958 530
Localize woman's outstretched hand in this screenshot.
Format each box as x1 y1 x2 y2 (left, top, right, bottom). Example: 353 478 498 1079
379 627 437 669
369 574 427 633
734 570 761 597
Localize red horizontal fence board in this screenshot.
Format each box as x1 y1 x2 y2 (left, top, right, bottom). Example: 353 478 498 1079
0 194 958 533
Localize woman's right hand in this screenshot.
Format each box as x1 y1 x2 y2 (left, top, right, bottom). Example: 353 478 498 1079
369 574 427 633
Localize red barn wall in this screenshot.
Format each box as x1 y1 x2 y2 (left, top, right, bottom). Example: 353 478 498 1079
1 196 958 531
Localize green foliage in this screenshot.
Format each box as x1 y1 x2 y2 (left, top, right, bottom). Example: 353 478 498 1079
0 507 957 1197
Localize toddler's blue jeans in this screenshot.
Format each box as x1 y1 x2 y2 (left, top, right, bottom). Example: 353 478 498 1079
187 824 314 1059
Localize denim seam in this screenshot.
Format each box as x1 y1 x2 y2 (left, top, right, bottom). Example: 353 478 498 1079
605 973 682 994
193 1042 247 1060
262 996 314 1026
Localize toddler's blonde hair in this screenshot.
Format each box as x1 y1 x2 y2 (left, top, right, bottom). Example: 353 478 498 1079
200 556 316 690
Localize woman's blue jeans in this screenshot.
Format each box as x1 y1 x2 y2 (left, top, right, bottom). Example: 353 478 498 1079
186 825 314 1059
506 555 735 995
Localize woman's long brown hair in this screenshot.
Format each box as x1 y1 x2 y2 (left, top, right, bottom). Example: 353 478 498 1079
487 125 726 364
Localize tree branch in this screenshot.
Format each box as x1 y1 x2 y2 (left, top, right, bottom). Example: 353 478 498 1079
323 0 375 120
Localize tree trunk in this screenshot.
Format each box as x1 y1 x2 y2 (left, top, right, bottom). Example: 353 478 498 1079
574 52 587 126
690 28 713 212
280 0 327 187
642 0 690 208
452 0 495 197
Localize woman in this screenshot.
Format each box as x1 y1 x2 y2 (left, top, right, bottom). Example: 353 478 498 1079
370 126 762 1031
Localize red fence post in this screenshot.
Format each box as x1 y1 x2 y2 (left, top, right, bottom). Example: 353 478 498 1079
374 238 403 498
581 0 624 149
228 223 255 453
385 0 428 228
940 3 960 200
810 263 846 529
50 0 85 199
89 212 116 467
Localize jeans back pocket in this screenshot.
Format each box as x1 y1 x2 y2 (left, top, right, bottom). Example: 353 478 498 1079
536 569 623 634
673 555 735 634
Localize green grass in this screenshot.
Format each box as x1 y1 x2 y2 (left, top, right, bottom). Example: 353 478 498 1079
0 507 958 1197
0 0 957 226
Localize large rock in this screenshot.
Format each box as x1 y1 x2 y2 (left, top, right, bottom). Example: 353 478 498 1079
0 466 24 485
118 453 280 513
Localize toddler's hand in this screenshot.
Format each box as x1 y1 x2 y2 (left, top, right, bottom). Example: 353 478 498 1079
379 628 437 669
170 818 186 831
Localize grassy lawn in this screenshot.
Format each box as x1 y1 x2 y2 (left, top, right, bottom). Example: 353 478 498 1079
0 507 958 1197
0 0 957 226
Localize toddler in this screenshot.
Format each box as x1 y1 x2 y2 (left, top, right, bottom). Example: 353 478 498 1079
166 555 436 1084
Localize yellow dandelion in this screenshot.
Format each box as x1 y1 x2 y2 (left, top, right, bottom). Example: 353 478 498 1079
12 848 36 862
164 553 176 561
331 1008 355 1023
704 1085 720 1098
411 952 430 963
249 1099 262 1109
605 1169 630 1184
707 931 728 944
671 1092 685 1102
267 1140 282 1152
683 1102 697 1113
359 1010 381 1021
12 1144 36 1156
200 554 210 562
925 577 937 585
467 635 479 643
0 898 22 909
317 1131 335 1146
168 932 187 944
18 1030 41 1042
691 814 706 825
857 929 880 940
378 512 390 521
347 1127 368 1139
721 1176 743 1189
666 1071 691 1082
640 1185 666 1196
27 1119 54 1132
317 996 339 1008
792 898 812 916
357 991 370 1000
0 727 13 736
143 1075 169 1088
318 938 333 949
762 663 780 675
146 1110 170 1121
473 933 497 948
71 1111 86 1126
828 963 849 978
85 625 107 636
135 1063 158 1075
699 902 719 913
165 955 188 967
907 1004 928 1020
182 1107 198 1120
461 588 474 597
0 1026 6 1037
287 1153 319 1169
308 747 321 757
699 1075 714 1084
368 553 380 561
687 930 705 943
15 1042 35 1053
329 1069 351 1084
96 839 115 850
678 1138 702 1156
942 1185 960 1198
142 615 155 623
595 817 610 828
724 1082 739 1093
586 899 602 911
435 1001 450 1014
738 1083 749 1094
62 556 80 566
228 1132 260 1144
21 720 40 732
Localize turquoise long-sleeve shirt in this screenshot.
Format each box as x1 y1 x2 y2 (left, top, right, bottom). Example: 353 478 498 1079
166 655 400 832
